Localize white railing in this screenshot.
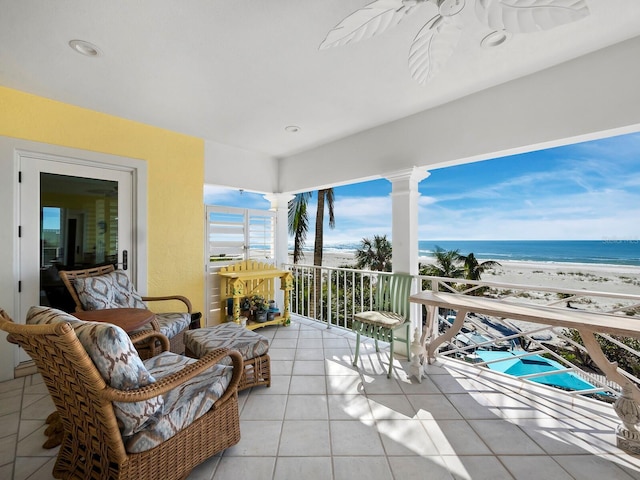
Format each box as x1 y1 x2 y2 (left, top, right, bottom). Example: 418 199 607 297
285 264 393 330
283 262 640 400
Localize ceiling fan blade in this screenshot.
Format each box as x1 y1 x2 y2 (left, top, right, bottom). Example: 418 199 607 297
475 0 590 34
319 0 423 50
408 15 462 85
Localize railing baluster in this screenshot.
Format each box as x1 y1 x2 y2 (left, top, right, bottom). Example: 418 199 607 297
326 269 333 327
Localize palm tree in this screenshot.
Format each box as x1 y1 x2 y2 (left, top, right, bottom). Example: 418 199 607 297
288 192 312 264
355 234 392 271
459 252 501 281
313 189 335 267
420 247 464 278
288 188 335 320
288 189 335 266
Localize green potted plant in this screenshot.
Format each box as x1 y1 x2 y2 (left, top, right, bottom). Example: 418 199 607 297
240 296 252 319
248 294 268 322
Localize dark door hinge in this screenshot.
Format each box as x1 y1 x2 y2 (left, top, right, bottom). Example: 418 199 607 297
18 281 21 293
18 226 21 238
18 171 22 183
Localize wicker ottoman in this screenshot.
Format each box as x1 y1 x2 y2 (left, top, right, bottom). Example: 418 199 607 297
184 323 270 391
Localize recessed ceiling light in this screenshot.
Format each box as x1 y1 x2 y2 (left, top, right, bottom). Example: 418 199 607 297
68 39 102 57
480 30 510 48
285 126 301 133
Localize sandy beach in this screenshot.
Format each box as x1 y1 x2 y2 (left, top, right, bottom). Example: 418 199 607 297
305 251 640 312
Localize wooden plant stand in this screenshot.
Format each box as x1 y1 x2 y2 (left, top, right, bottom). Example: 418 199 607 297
219 260 293 330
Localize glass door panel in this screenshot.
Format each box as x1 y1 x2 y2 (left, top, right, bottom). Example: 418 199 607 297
18 153 134 365
20 155 133 319
39 173 120 311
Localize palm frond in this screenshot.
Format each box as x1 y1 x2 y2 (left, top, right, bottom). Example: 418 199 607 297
288 192 312 263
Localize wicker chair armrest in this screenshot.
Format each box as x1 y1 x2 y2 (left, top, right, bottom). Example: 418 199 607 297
128 330 170 353
2 318 71 336
101 348 243 403
141 295 192 313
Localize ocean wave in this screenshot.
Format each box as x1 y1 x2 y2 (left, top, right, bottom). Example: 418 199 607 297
300 240 640 266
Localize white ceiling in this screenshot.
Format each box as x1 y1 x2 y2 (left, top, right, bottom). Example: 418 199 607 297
1 0 640 160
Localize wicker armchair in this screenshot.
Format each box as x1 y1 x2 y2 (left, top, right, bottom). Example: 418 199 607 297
0 307 242 480
59 265 192 354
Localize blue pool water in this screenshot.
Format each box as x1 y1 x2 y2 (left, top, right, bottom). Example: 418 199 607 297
473 350 599 393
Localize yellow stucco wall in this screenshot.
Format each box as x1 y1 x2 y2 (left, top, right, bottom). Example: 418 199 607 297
0 86 205 312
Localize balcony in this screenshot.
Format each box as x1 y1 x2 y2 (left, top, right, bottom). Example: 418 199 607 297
3 263 640 479
3 311 640 479
285 264 640 399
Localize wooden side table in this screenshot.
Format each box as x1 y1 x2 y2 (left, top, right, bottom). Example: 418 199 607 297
72 308 158 332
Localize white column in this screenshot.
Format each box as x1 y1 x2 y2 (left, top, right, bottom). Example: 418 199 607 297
264 193 294 309
385 167 430 275
264 193 294 268
385 167 430 358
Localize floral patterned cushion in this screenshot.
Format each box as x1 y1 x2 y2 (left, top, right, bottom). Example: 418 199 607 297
26 306 161 436
73 271 146 311
124 351 233 453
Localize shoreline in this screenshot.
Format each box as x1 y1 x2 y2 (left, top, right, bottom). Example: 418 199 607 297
472 259 640 275
298 252 640 301
289 251 640 344
315 250 640 273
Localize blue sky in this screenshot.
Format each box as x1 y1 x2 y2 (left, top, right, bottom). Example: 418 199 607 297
204 131 640 245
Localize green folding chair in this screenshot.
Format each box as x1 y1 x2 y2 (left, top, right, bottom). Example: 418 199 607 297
352 273 413 378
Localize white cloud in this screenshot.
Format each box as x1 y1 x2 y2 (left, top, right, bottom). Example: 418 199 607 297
314 173 640 243
285 133 640 245
204 185 270 209
419 195 438 206
419 187 640 240
203 185 242 205
335 196 391 222
321 196 393 245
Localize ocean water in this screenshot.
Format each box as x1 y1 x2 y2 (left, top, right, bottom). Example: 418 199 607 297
324 240 640 267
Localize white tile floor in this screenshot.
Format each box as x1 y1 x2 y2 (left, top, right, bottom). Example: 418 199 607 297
2 316 640 479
